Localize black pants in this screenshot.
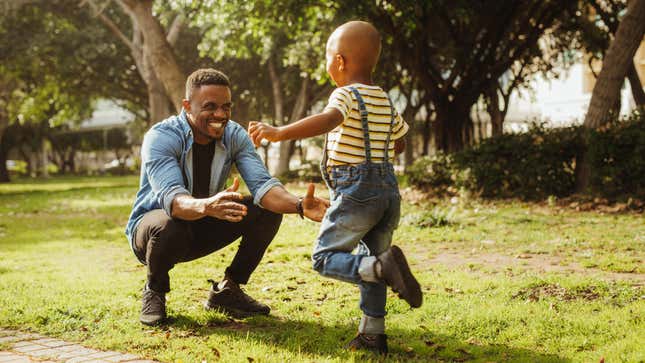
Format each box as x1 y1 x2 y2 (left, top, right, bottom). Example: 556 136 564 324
133 197 282 293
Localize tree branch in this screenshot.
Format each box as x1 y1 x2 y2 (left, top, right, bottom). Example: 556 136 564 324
84 0 135 53
166 13 184 46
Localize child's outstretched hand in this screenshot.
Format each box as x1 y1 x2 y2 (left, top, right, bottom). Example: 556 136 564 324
248 121 281 147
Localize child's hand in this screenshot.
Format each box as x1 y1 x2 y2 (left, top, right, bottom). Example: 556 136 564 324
248 121 282 147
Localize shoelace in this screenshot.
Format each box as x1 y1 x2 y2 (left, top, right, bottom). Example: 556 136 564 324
142 290 165 314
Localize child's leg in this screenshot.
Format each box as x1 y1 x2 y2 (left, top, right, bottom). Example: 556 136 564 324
355 224 395 335
311 194 382 283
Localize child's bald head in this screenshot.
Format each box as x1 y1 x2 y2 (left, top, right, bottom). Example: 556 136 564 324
326 21 381 84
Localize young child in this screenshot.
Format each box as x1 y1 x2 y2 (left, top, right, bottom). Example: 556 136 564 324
248 20 422 354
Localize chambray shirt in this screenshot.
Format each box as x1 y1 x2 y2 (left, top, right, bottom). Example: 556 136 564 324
125 110 282 250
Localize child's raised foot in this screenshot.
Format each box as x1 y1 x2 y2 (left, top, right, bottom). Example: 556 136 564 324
377 245 423 308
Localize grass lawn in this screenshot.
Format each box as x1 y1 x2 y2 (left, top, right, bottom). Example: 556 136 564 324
0 175 643 362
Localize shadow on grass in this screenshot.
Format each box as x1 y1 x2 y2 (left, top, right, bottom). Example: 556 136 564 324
165 313 569 362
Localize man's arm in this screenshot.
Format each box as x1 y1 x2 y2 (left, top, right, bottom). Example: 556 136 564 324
248 109 344 147
171 178 248 222
260 183 329 222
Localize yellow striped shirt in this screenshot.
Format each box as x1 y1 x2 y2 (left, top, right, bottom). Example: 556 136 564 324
323 84 409 166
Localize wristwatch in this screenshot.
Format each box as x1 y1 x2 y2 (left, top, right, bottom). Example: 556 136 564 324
295 197 304 219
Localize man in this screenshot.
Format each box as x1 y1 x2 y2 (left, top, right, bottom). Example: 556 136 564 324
125 68 329 326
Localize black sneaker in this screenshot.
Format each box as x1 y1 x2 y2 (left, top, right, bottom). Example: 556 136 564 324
346 333 388 355
377 246 423 308
203 279 270 317
140 285 166 326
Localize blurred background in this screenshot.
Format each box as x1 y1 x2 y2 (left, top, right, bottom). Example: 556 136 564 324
1 0 643 199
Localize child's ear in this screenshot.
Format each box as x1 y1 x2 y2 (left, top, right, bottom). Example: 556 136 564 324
336 54 345 71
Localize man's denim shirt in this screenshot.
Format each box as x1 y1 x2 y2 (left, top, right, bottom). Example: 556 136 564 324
124 110 282 250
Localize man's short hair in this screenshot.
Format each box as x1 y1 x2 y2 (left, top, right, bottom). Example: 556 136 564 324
185 68 230 99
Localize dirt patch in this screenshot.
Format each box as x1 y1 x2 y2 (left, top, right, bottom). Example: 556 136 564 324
427 251 645 285
511 283 601 302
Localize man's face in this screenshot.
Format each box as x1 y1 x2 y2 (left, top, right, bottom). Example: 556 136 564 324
183 84 232 143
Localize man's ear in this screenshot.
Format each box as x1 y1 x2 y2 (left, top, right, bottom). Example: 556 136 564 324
182 99 191 113
336 54 345 71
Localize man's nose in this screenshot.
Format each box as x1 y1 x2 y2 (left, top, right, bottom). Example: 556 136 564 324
212 108 227 118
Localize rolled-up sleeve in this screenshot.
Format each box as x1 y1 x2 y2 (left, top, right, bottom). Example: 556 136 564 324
230 126 283 207
141 128 190 216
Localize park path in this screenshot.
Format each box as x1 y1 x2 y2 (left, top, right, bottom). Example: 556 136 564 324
0 329 158 363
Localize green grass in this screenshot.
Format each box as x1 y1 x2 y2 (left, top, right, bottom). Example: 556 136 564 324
0 176 643 362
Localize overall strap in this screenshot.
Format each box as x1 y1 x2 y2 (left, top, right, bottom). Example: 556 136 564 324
383 95 397 164
348 86 372 164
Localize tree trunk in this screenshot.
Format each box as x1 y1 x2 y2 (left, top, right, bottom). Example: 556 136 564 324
627 61 645 107
90 1 175 124
576 0 645 192
422 108 432 156
582 0 645 129
486 87 504 137
119 0 185 112
0 138 9 182
434 105 472 153
145 51 174 124
40 139 49 178
402 107 415 167
275 77 310 176
267 57 284 124
267 56 290 176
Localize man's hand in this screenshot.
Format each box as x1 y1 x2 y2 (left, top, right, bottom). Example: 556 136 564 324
202 177 247 222
302 183 330 222
248 121 282 147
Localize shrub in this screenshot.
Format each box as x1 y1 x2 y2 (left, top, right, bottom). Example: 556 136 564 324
587 112 645 198
406 152 455 192
407 113 644 200
453 123 583 199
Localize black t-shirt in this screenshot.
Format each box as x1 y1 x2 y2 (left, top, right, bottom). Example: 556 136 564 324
192 141 216 198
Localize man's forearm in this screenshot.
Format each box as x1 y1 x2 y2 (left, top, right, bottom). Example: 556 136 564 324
171 194 206 220
259 186 299 214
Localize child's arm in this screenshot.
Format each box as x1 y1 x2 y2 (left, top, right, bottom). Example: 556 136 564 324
248 109 344 147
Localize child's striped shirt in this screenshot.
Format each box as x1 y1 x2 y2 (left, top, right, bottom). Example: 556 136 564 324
323 83 409 167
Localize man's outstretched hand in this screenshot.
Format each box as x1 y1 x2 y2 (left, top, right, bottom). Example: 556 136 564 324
203 177 247 222
302 183 330 222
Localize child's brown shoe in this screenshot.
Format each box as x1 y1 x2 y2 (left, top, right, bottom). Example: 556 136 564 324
376 246 423 308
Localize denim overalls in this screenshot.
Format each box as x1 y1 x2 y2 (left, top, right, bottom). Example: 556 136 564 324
312 86 401 318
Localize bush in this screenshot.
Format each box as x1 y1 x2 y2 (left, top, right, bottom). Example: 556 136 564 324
453 123 583 199
587 112 645 198
406 114 645 200
406 152 455 192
